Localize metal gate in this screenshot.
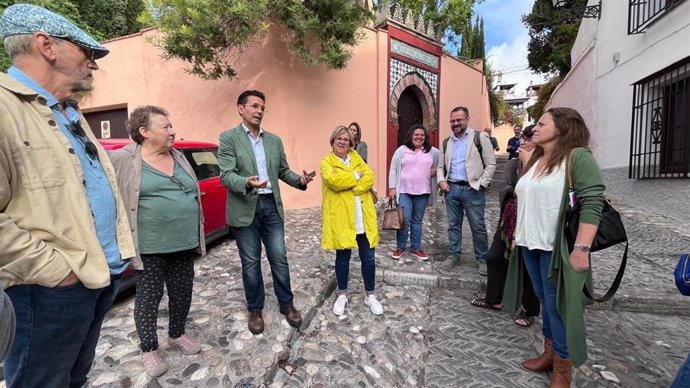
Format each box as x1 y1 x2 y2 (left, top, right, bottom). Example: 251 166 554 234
629 56 690 179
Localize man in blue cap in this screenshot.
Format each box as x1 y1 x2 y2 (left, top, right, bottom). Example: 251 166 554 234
0 4 136 387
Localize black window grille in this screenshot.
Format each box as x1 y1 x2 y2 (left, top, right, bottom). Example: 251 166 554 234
629 56 690 179
628 0 685 35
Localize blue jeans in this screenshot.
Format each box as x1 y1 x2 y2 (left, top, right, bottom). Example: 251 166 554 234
672 353 690 388
335 233 376 293
445 184 488 262
396 193 430 251
234 196 294 311
4 277 121 388
522 248 569 359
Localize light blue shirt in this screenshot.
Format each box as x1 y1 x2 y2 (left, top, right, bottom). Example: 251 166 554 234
8 67 127 275
242 123 272 194
449 130 469 182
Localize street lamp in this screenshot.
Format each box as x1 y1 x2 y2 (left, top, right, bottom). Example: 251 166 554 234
552 0 602 19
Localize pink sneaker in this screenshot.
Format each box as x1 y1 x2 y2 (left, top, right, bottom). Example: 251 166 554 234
169 334 201 355
411 250 429 261
141 350 168 377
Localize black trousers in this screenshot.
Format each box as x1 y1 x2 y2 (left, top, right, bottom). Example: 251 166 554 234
134 250 195 352
485 226 540 316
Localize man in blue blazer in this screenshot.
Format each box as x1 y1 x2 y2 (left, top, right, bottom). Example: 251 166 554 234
506 124 522 159
219 90 313 335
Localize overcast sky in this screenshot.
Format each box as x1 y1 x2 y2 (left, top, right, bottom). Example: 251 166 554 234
474 0 548 97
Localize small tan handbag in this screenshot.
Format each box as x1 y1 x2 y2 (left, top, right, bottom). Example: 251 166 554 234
381 197 404 230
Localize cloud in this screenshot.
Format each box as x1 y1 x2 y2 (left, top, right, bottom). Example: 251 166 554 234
486 33 547 97
476 0 548 98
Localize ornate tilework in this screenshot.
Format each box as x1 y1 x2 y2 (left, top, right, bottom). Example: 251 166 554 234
389 58 438 102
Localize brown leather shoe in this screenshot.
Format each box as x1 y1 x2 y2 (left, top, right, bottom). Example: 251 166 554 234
521 338 554 373
549 354 573 388
248 310 264 334
279 305 302 328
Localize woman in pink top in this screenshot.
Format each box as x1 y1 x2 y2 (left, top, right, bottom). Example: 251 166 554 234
388 124 440 261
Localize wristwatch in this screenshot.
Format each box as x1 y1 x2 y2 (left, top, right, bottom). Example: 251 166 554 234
574 243 591 252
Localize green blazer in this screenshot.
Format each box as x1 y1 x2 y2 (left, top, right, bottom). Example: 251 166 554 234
218 124 306 227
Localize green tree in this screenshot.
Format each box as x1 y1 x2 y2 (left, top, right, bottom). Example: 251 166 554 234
522 0 586 76
147 0 480 80
484 61 505 126
392 0 479 46
72 0 144 40
456 14 501 125
526 75 562 120
147 0 373 80
522 0 585 119
458 16 483 61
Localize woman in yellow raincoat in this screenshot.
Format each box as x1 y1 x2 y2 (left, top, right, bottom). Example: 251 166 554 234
321 126 382 317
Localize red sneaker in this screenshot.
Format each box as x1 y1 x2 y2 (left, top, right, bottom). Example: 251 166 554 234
411 250 429 261
391 249 405 259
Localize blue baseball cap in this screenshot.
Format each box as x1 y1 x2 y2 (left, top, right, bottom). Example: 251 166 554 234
0 4 109 59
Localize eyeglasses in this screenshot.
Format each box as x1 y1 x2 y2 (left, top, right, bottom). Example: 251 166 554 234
76 44 96 61
334 137 350 144
242 103 267 112
67 122 99 160
520 136 532 143
54 38 96 61
449 118 468 124
170 175 191 193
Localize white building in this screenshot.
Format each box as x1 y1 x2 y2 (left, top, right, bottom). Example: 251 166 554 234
495 81 543 124
548 0 689 177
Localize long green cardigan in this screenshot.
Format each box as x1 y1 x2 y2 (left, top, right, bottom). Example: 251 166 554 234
503 148 605 367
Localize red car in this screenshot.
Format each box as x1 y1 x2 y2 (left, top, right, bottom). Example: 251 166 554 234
100 138 229 290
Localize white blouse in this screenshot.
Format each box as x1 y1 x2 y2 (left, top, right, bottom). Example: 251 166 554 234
337 153 365 234
514 159 566 251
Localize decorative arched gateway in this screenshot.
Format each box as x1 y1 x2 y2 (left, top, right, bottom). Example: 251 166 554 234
389 72 438 147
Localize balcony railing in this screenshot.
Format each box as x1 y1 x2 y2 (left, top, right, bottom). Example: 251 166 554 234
628 0 685 35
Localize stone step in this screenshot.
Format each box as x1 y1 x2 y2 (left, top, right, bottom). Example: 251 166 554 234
376 200 690 317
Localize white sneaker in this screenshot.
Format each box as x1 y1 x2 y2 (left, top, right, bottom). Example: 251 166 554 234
364 294 383 315
333 294 348 316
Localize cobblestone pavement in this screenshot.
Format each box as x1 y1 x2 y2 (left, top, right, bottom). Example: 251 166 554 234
16 168 683 388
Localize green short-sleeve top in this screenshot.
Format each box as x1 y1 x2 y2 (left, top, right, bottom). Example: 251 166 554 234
137 161 200 254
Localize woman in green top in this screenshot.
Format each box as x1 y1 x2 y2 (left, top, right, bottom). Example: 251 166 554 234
508 107 604 388
110 106 205 378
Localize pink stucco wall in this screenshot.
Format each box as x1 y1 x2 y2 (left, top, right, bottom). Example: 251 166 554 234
438 55 490 143
82 26 489 209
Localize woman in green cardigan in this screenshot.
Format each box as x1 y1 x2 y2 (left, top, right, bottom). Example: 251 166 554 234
505 107 604 388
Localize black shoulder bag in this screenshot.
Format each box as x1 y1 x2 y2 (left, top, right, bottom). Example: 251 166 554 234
564 150 628 302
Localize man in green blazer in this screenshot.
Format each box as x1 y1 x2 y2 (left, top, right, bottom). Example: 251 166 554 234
219 90 313 335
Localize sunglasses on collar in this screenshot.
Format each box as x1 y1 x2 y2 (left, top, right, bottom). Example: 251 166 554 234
68 121 99 160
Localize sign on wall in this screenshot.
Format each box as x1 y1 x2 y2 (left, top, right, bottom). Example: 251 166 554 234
100 120 111 139
390 39 439 69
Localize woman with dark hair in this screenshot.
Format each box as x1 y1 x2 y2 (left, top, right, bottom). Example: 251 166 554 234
387 124 440 261
348 122 368 163
470 125 540 328
504 107 605 388
109 106 205 377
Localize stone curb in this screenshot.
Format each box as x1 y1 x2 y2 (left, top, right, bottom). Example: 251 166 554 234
380 269 690 316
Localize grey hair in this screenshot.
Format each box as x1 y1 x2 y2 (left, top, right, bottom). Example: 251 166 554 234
3 34 33 59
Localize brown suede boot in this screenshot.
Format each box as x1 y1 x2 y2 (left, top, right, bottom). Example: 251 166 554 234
521 338 554 373
549 354 573 388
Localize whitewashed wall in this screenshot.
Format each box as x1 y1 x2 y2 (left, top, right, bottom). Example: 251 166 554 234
549 0 690 169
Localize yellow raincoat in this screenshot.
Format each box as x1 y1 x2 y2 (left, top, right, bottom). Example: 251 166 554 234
320 150 380 250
